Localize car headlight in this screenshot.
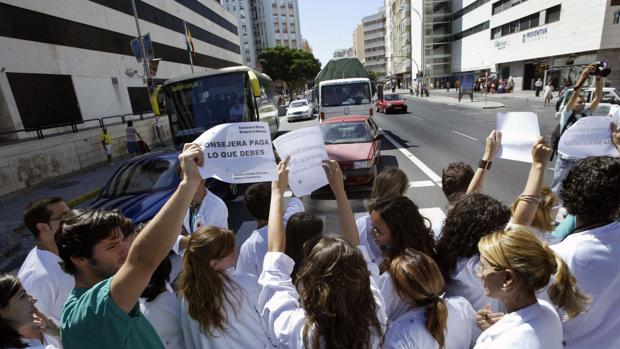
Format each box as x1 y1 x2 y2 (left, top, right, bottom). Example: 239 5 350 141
354 160 371 169
387 103 393 107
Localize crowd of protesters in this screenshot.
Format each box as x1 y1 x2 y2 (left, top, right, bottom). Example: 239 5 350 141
2 64 620 349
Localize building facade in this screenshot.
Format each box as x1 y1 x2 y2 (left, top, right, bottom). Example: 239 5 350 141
302 38 313 54
386 0 412 89
0 0 241 136
451 0 620 90
353 23 365 64
362 9 386 79
221 0 257 67
333 47 355 58
250 0 302 53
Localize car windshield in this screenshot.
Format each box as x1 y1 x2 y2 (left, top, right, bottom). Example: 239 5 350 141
321 122 373 144
101 158 177 197
321 82 371 107
290 100 308 108
384 94 402 101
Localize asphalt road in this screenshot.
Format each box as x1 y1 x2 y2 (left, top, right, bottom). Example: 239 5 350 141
231 95 558 243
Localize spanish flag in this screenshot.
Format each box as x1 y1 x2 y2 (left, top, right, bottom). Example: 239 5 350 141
186 28 195 56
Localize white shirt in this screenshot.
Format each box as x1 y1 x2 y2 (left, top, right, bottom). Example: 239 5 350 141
551 221 620 349
139 288 185 349
180 269 274 349
445 255 505 313
236 197 304 277
474 300 562 349
9 339 57 349
378 272 409 323
17 247 74 348
258 247 387 348
356 215 383 265
384 296 480 349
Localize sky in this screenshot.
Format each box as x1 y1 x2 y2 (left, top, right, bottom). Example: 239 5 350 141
298 0 384 67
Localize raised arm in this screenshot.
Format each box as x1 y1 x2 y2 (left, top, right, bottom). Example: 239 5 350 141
110 144 203 313
467 130 501 194
512 137 553 226
267 157 290 253
589 75 604 113
566 65 596 113
323 160 359 245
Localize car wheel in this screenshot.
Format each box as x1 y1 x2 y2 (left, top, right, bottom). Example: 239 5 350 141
402 108 407 113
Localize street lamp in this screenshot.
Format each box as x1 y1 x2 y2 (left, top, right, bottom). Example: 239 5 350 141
400 4 424 91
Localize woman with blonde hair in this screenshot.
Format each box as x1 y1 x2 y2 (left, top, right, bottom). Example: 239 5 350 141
177 226 272 349
385 249 479 349
509 187 559 243
474 227 590 349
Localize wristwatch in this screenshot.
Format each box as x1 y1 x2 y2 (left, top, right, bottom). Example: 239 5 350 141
478 159 492 170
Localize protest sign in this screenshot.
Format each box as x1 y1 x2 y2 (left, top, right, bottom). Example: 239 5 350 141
558 116 620 158
273 127 329 197
193 122 277 183
610 104 620 121
496 112 540 163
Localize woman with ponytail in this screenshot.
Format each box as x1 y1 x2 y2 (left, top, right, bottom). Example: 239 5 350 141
385 249 479 349
474 227 590 349
177 226 272 349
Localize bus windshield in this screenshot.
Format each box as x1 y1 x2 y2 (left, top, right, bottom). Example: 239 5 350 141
166 72 252 143
321 82 371 107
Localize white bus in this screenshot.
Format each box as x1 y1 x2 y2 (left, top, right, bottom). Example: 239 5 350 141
318 77 374 122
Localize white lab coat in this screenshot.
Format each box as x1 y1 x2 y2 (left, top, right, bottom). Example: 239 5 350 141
474 300 562 349
356 215 383 265
378 271 409 323
180 269 274 349
384 296 480 349
551 221 620 349
236 197 305 277
9 339 57 349
445 255 505 313
139 287 185 349
17 247 74 348
258 246 387 348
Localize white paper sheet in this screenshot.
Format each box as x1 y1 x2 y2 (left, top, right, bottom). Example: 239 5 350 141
558 116 620 158
273 127 329 197
193 122 277 183
496 112 540 163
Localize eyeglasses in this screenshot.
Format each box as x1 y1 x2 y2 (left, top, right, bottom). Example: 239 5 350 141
370 226 386 238
476 263 503 274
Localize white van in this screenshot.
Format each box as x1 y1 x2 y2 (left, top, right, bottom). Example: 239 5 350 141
318 78 374 122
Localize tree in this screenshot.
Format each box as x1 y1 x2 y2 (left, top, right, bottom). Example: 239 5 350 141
367 71 379 82
258 46 321 97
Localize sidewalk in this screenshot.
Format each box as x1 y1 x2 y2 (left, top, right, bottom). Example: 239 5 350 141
394 89 505 109
0 153 137 272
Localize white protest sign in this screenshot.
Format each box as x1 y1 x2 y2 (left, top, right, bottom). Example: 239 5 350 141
610 104 620 120
558 116 620 158
496 112 540 163
273 127 329 197
193 122 277 183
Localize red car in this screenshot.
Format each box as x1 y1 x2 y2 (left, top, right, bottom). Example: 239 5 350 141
320 116 382 185
375 93 408 114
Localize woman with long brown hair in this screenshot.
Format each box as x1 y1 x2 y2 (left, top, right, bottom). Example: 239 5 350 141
177 226 272 349
474 228 589 348
259 158 386 348
385 249 479 349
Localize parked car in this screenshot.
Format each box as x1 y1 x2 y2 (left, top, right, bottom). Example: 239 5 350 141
375 93 408 114
555 87 619 118
320 116 382 186
286 99 314 121
90 150 236 223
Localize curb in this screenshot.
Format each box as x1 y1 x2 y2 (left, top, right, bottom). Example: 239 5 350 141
66 188 102 207
405 96 505 110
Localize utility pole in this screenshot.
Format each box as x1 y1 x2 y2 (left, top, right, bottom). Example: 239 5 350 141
131 0 151 93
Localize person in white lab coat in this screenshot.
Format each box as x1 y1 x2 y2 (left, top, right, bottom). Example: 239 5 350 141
384 248 480 349
474 228 589 349
356 167 410 265
176 226 273 349
258 159 386 348
283 212 323 283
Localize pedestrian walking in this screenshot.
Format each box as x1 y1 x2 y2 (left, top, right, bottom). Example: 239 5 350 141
543 82 554 107
534 78 543 97
125 121 142 158
101 128 112 163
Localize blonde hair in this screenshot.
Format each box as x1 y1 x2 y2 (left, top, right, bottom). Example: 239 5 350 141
371 167 409 199
177 226 239 335
510 187 557 232
478 228 590 319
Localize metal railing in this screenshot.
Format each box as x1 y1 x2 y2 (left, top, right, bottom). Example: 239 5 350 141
0 111 160 145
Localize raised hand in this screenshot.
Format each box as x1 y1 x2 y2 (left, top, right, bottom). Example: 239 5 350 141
179 143 204 185
323 160 345 195
531 136 553 164
273 156 290 193
484 130 502 160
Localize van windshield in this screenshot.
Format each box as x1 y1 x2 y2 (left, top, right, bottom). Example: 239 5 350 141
321 82 371 107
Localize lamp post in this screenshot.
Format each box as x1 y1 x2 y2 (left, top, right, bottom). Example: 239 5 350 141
130 0 151 94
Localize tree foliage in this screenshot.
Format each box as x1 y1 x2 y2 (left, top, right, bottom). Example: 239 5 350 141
258 46 321 94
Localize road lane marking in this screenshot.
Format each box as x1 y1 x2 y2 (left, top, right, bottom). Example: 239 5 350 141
451 130 479 141
411 115 423 120
409 180 435 188
382 132 442 185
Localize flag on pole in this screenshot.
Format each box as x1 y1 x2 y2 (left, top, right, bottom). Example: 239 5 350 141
186 28 195 56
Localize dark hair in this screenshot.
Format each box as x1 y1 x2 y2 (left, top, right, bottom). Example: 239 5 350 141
371 167 409 199
244 183 271 220
127 121 133 127
435 193 510 280
0 274 27 349
23 197 64 238
390 250 448 349
56 209 126 275
368 196 435 271
560 156 620 224
296 236 384 349
141 255 171 302
441 162 474 203
284 212 323 283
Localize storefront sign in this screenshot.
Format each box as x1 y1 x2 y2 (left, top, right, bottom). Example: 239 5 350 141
522 27 549 43
495 38 510 50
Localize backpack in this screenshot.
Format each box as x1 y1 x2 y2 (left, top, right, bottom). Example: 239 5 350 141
550 111 580 160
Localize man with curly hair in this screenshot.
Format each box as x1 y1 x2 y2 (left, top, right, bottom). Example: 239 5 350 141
441 162 474 210
551 156 620 349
